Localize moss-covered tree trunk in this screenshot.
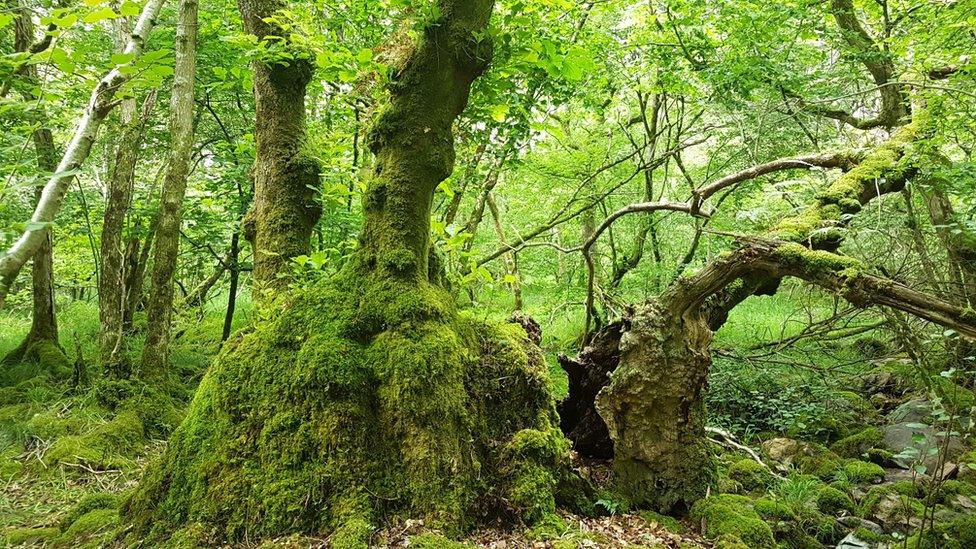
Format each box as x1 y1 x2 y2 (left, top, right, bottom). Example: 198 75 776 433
564 114 963 513
239 0 321 290
124 2 587 545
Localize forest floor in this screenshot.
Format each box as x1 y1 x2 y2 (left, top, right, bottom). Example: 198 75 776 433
2 291 976 547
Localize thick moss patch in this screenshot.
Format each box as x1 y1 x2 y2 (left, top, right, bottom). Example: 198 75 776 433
124 272 585 544
689 494 776 548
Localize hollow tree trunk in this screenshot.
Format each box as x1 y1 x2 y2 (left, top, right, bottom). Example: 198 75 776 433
239 0 322 290
2 3 62 365
140 0 198 375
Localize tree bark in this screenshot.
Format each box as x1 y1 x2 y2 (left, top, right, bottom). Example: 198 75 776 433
99 22 157 375
356 1 495 279
0 0 166 306
238 0 322 290
2 2 61 364
140 0 198 374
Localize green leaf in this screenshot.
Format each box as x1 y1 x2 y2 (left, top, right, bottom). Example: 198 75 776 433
119 1 142 16
111 52 136 65
83 7 118 24
355 48 373 64
489 104 509 122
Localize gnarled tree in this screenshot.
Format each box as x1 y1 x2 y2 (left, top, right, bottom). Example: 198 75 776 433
123 2 586 545
561 112 976 513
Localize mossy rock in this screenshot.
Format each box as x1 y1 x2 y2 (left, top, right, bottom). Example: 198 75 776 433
815 485 855 515
837 460 885 484
123 273 587 544
728 459 774 492
689 494 776 548
830 427 883 458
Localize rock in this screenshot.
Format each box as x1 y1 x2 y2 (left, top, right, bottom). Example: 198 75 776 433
837 516 883 535
865 492 921 530
762 438 814 465
881 422 964 470
835 533 871 548
886 399 932 424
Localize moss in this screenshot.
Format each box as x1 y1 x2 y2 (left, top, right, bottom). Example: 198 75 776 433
61 492 121 531
689 494 776 548
728 459 774 491
526 513 568 540
837 459 885 484
713 534 750 549
830 427 883 458
815 485 855 515
770 243 865 278
753 498 796 521
123 270 582 544
43 410 144 471
946 515 976 546
794 447 843 480
852 527 885 543
330 517 373 549
61 508 119 543
5 526 60 546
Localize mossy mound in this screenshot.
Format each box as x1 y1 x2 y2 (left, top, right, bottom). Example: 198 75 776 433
727 459 774 492
689 494 776 548
0 341 71 387
124 273 586 545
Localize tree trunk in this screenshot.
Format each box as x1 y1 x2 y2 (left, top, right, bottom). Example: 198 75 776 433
125 3 589 544
99 25 156 375
2 2 62 365
239 0 322 290
140 0 198 375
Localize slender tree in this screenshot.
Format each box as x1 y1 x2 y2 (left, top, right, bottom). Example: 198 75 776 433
1 0 62 365
140 0 199 374
0 0 167 306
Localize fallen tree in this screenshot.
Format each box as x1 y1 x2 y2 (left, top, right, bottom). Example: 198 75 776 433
559 111 976 514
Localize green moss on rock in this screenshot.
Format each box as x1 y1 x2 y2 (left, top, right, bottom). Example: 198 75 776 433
815 485 855 515
689 494 776 548
837 459 885 484
830 427 883 458
728 459 774 492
